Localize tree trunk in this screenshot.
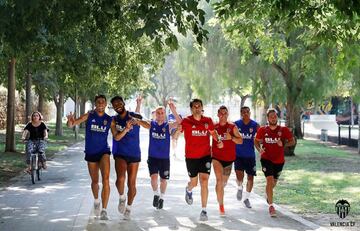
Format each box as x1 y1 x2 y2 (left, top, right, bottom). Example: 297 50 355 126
54 89 64 136
25 61 32 123
38 90 44 113
79 97 86 128
5 58 16 152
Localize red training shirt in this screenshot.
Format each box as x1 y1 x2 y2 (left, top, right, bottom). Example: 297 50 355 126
255 125 293 164
211 122 236 162
181 115 214 159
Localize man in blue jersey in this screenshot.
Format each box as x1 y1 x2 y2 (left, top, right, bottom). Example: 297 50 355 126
67 95 112 220
234 106 259 209
138 105 178 209
110 96 148 220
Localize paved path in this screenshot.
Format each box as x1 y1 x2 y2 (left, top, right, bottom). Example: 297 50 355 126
0 130 328 231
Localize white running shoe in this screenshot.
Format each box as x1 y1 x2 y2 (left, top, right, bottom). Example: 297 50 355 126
199 210 208 221
118 198 126 214
123 208 131 220
94 201 101 217
100 209 109 220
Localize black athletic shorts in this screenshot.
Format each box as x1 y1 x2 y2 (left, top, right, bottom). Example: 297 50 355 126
147 157 170 179
185 155 212 178
260 158 284 179
212 157 233 168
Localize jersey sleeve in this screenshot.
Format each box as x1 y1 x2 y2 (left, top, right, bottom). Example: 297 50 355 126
207 118 215 131
282 127 293 140
255 126 265 140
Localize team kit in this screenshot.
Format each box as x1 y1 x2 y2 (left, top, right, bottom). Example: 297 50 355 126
66 95 295 221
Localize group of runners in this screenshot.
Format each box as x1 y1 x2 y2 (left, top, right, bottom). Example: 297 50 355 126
66 95 295 221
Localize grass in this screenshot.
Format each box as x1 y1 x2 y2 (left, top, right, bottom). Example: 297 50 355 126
0 122 85 187
254 139 360 216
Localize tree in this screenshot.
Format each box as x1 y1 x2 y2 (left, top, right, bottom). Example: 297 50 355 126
214 0 359 138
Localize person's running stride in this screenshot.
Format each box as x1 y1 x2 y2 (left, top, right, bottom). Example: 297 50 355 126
212 106 243 216
110 96 147 220
254 108 295 217
67 95 112 220
234 106 259 208
138 103 178 210
169 99 218 221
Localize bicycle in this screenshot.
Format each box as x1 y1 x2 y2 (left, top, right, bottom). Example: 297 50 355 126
24 139 47 184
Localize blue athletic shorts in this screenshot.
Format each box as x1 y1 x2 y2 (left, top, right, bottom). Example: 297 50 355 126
234 156 257 176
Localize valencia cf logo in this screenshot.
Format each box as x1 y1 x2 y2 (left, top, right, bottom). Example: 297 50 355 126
227 128 231 133
335 200 350 219
103 120 107 126
205 123 208 129
162 127 166 133
249 128 253 133
278 131 282 137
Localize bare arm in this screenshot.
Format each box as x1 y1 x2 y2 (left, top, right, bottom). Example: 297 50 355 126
254 138 265 154
168 100 182 124
229 126 243 144
135 95 142 113
111 119 134 141
22 129 29 141
135 119 151 129
43 129 48 140
67 112 89 128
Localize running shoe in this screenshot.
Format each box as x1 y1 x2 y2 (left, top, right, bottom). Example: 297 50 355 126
157 198 164 210
269 205 277 217
118 198 126 214
153 195 160 208
199 210 208 221
219 205 225 216
185 187 193 205
94 201 101 217
100 209 109 220
123 208 131 220
243 198 252 208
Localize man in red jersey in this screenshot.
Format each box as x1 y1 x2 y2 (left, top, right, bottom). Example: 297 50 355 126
169 98 218 221
212 106 243 216
254 108 295 217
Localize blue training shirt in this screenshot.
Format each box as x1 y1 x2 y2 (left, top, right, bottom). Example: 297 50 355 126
112 111 141 158
234 119 258 158
85 111 112 155
148 121 170 159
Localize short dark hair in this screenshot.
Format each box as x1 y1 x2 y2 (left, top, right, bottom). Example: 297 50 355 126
110 96 124 104
190 98 203 108
266 108 278 117
218 105 228 113
241 106 250 113
94 94 106 102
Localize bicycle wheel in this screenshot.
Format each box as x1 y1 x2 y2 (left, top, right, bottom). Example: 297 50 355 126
31 156 36 184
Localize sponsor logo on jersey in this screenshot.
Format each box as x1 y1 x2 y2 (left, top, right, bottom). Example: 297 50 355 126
116 124 125 132
152 132 166 140
192 130 208 136
90 124 107 132
241 133 253 139
264 137 280 144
